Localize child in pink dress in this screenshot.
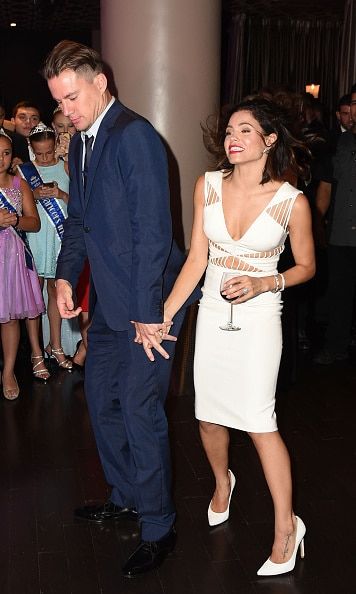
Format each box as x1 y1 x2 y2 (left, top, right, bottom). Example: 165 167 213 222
0 132 44 399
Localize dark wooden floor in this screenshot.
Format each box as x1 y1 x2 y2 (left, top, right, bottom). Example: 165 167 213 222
1 343 356 594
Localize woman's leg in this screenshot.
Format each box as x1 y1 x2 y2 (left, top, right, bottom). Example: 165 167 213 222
199 420 231 512
47 278 62 349
26 316 42 354
249 431 296 563
25 277 50 380
46 279 72 369
26 275 44 356
80 311 90 350
1 319 20 391
73 311 89 366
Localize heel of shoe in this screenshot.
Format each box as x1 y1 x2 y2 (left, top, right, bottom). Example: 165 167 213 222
257 515 306 576
208 469 236 527
47 345 73 371
299 538 305 559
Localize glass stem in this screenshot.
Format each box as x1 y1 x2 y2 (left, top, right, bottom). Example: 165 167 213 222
229 303 233 326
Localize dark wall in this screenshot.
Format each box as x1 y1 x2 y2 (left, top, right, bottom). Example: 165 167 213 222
0 30 92 125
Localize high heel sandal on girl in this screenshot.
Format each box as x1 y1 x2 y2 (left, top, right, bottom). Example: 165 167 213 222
31 355 50 382
257 516 306 576
72 340 86 371
3 375 20 400
45 345 72 371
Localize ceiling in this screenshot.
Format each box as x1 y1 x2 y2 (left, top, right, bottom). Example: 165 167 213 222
0 0 345 31
0 0 100 31
223 0 345 20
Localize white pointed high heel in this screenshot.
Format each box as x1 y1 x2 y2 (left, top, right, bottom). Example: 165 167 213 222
257 515 306 576
208 469 236 527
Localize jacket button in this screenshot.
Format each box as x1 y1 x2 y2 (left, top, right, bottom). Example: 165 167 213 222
84 226 90 233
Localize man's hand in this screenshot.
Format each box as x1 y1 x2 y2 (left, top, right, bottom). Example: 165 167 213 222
56 279 82 319
133 321 176 361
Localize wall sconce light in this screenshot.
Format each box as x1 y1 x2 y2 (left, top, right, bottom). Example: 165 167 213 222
305 84 320 98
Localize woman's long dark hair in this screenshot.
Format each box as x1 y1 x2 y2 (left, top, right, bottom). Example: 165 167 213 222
202 96 311 184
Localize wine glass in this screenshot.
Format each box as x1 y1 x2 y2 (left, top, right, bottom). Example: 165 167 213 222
219 272 241 331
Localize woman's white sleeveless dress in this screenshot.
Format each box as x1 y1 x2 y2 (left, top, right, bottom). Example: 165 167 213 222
194 171 301 432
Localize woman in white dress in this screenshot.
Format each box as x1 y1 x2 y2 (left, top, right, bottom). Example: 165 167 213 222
163 97 315 576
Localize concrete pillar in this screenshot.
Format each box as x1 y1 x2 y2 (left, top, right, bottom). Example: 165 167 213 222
101 0 221 248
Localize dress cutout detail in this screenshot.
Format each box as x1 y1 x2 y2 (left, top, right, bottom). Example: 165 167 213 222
194 171 301 432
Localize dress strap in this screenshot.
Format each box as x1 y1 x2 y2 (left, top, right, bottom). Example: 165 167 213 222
204 171 223 206
12 175 21 190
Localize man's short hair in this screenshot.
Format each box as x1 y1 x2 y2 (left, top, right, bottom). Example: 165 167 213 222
337 94 351 110
351 83 356 95
42 40 104 80
12 100 40 118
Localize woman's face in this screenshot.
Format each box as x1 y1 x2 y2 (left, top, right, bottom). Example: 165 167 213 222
0 136 12 173
52 112 76 136
32 138 56 166
224 110 275 166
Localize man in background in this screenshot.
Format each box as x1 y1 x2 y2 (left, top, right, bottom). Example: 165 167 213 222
314 83 356 364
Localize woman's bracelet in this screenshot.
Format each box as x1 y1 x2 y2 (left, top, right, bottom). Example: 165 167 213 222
271 273 285 293
280 273 286 291
12 213 20 229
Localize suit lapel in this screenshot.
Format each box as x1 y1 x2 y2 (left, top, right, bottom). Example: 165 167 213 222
71 133 85 206
84 101 122 208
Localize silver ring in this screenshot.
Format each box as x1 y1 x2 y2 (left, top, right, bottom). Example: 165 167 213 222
158 329 164 338
243 287 249 295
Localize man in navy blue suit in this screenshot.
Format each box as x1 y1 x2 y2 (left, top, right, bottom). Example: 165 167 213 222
43 40 197 577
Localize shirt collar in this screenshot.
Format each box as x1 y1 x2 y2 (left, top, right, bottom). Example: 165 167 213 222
81 96 115 144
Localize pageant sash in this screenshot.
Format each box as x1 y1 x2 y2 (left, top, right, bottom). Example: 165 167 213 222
0 188 34 270
17 162 66 241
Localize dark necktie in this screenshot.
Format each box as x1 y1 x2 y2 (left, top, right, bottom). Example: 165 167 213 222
83 134 94 190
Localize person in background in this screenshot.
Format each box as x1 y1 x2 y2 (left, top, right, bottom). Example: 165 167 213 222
314 82 356 364
52 106 86 368
0 104 29 165
335 94 353 134
18 124 73 379
11 101 41 139
51 106 75 161
72 260 90 371
328 94 353 152
11 101 41 167
0 131 44 399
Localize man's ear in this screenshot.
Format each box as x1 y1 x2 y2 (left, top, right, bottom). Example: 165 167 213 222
94 72 108 95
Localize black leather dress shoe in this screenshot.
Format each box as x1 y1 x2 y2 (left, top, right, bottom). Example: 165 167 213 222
74 501 138 523
122 527 176 578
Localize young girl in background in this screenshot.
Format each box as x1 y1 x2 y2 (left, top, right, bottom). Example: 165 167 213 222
52 107 75 162
51 108 89 371
18 124 75 378
0 131 44 399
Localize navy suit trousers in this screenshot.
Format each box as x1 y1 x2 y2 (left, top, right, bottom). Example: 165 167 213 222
84 301 186 541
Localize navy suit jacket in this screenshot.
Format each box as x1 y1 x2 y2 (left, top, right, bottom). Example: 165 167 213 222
56 99 199 331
